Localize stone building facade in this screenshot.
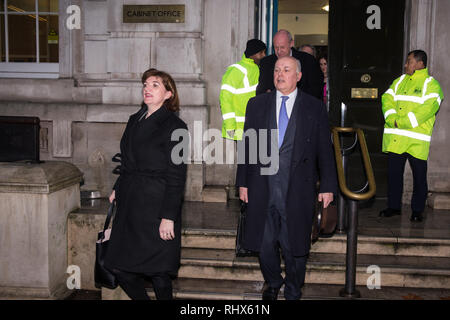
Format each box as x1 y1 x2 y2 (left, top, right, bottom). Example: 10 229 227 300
0 0 449 208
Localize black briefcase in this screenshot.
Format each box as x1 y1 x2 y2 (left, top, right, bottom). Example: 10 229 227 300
235 202 257 257
311 200 338 245
94 201 118 289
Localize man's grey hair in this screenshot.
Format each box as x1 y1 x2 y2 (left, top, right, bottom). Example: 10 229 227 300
275 29 293 42
294 58 302 73
277 56 302 73
299 44 316 57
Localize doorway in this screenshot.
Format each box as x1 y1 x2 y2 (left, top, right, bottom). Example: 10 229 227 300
328 0 406 198
256 0 329 58
257 0 407 198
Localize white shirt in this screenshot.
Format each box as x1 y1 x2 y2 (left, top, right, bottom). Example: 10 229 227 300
276 88 298 127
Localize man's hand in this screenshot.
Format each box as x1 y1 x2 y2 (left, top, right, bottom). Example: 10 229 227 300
318 192 333 208
239 187 248 203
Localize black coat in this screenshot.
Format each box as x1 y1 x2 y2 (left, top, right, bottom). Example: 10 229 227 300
236 90 337 256
105 105 187 275
256 48 324 99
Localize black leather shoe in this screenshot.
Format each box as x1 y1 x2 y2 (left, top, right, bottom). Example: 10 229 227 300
262 283 281 300
410 211 423 222
379 208 401 217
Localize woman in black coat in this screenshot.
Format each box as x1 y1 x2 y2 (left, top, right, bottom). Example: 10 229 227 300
104 69 188 300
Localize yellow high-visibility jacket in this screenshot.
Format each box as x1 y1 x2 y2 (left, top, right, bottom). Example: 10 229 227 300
382 68 444 160
220 54 259 140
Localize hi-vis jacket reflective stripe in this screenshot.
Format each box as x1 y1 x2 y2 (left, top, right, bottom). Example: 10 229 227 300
220 54 259 140
382 68 444 160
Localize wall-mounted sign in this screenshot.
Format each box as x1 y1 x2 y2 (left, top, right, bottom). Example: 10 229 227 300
123 5 185 23
351 88 378 99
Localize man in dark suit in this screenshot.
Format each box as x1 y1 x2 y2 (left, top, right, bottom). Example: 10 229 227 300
256 29 324 100
236 56 337 300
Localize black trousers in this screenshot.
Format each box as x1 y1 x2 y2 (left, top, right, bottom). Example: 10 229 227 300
113 268 173 300
387 152 428 213
259 206 308 300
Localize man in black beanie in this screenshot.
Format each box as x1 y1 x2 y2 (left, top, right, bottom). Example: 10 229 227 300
220 39 266 140
245 39 267 66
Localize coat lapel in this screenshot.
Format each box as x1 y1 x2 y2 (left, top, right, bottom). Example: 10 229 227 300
266 91 277 158
290 91 313 170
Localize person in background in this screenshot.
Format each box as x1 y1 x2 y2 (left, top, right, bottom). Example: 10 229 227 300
319 54 328 104
299 44 316 58
220 39 266 140
257 30 323 100
379 50 444 222
105 68 188 300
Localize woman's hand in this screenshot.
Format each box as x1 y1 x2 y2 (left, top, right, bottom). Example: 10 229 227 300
109 190 116 203
159 218 175 241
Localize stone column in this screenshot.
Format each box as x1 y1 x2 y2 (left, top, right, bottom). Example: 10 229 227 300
0 161 83 299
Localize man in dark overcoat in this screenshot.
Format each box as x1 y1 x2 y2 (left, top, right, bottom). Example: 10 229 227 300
236 56 337 300
256 29 324 100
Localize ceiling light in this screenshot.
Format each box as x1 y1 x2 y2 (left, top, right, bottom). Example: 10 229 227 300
322 5 329 12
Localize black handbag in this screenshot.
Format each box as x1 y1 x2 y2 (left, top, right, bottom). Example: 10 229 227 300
94 200 118 289
235 201 257 257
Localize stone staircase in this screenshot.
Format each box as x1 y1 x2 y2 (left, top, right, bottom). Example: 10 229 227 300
69 199 450 300
176 229 450 299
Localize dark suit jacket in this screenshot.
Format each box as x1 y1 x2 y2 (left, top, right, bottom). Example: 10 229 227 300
236 90 337 256
256 48 324 99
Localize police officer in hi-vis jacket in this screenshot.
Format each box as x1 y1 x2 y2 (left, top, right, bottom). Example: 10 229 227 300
380 50 444 222
220 39 266 141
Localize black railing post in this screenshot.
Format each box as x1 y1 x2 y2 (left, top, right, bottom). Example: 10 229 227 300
337 103 347 234
336 150 347 234
339 199 361 298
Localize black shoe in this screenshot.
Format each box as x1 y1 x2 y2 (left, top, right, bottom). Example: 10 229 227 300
410 211 423 222
262 283 281 300
379 208 401 217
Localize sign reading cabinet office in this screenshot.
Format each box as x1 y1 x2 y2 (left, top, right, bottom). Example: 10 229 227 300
123 5 185 23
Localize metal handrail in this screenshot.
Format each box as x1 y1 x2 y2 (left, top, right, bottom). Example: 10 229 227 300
331 126 377 299
332 127 376 201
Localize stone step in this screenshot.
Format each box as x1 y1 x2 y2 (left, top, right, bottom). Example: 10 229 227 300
182 228 450 258
178 248 450 289
68 209 450 292
201 186 228 203
170 278 450 300
101 278 450 300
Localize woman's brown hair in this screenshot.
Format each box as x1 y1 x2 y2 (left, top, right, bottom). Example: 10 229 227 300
141 68 180 112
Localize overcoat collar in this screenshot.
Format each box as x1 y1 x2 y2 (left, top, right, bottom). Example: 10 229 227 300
139 103 173 125
126 103 173 168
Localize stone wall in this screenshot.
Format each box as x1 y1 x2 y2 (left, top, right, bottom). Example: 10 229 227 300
402 0 450 209
0 0 257 201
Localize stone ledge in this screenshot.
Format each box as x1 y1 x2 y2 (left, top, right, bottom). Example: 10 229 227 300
0 161 83 194
428 192 450 210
